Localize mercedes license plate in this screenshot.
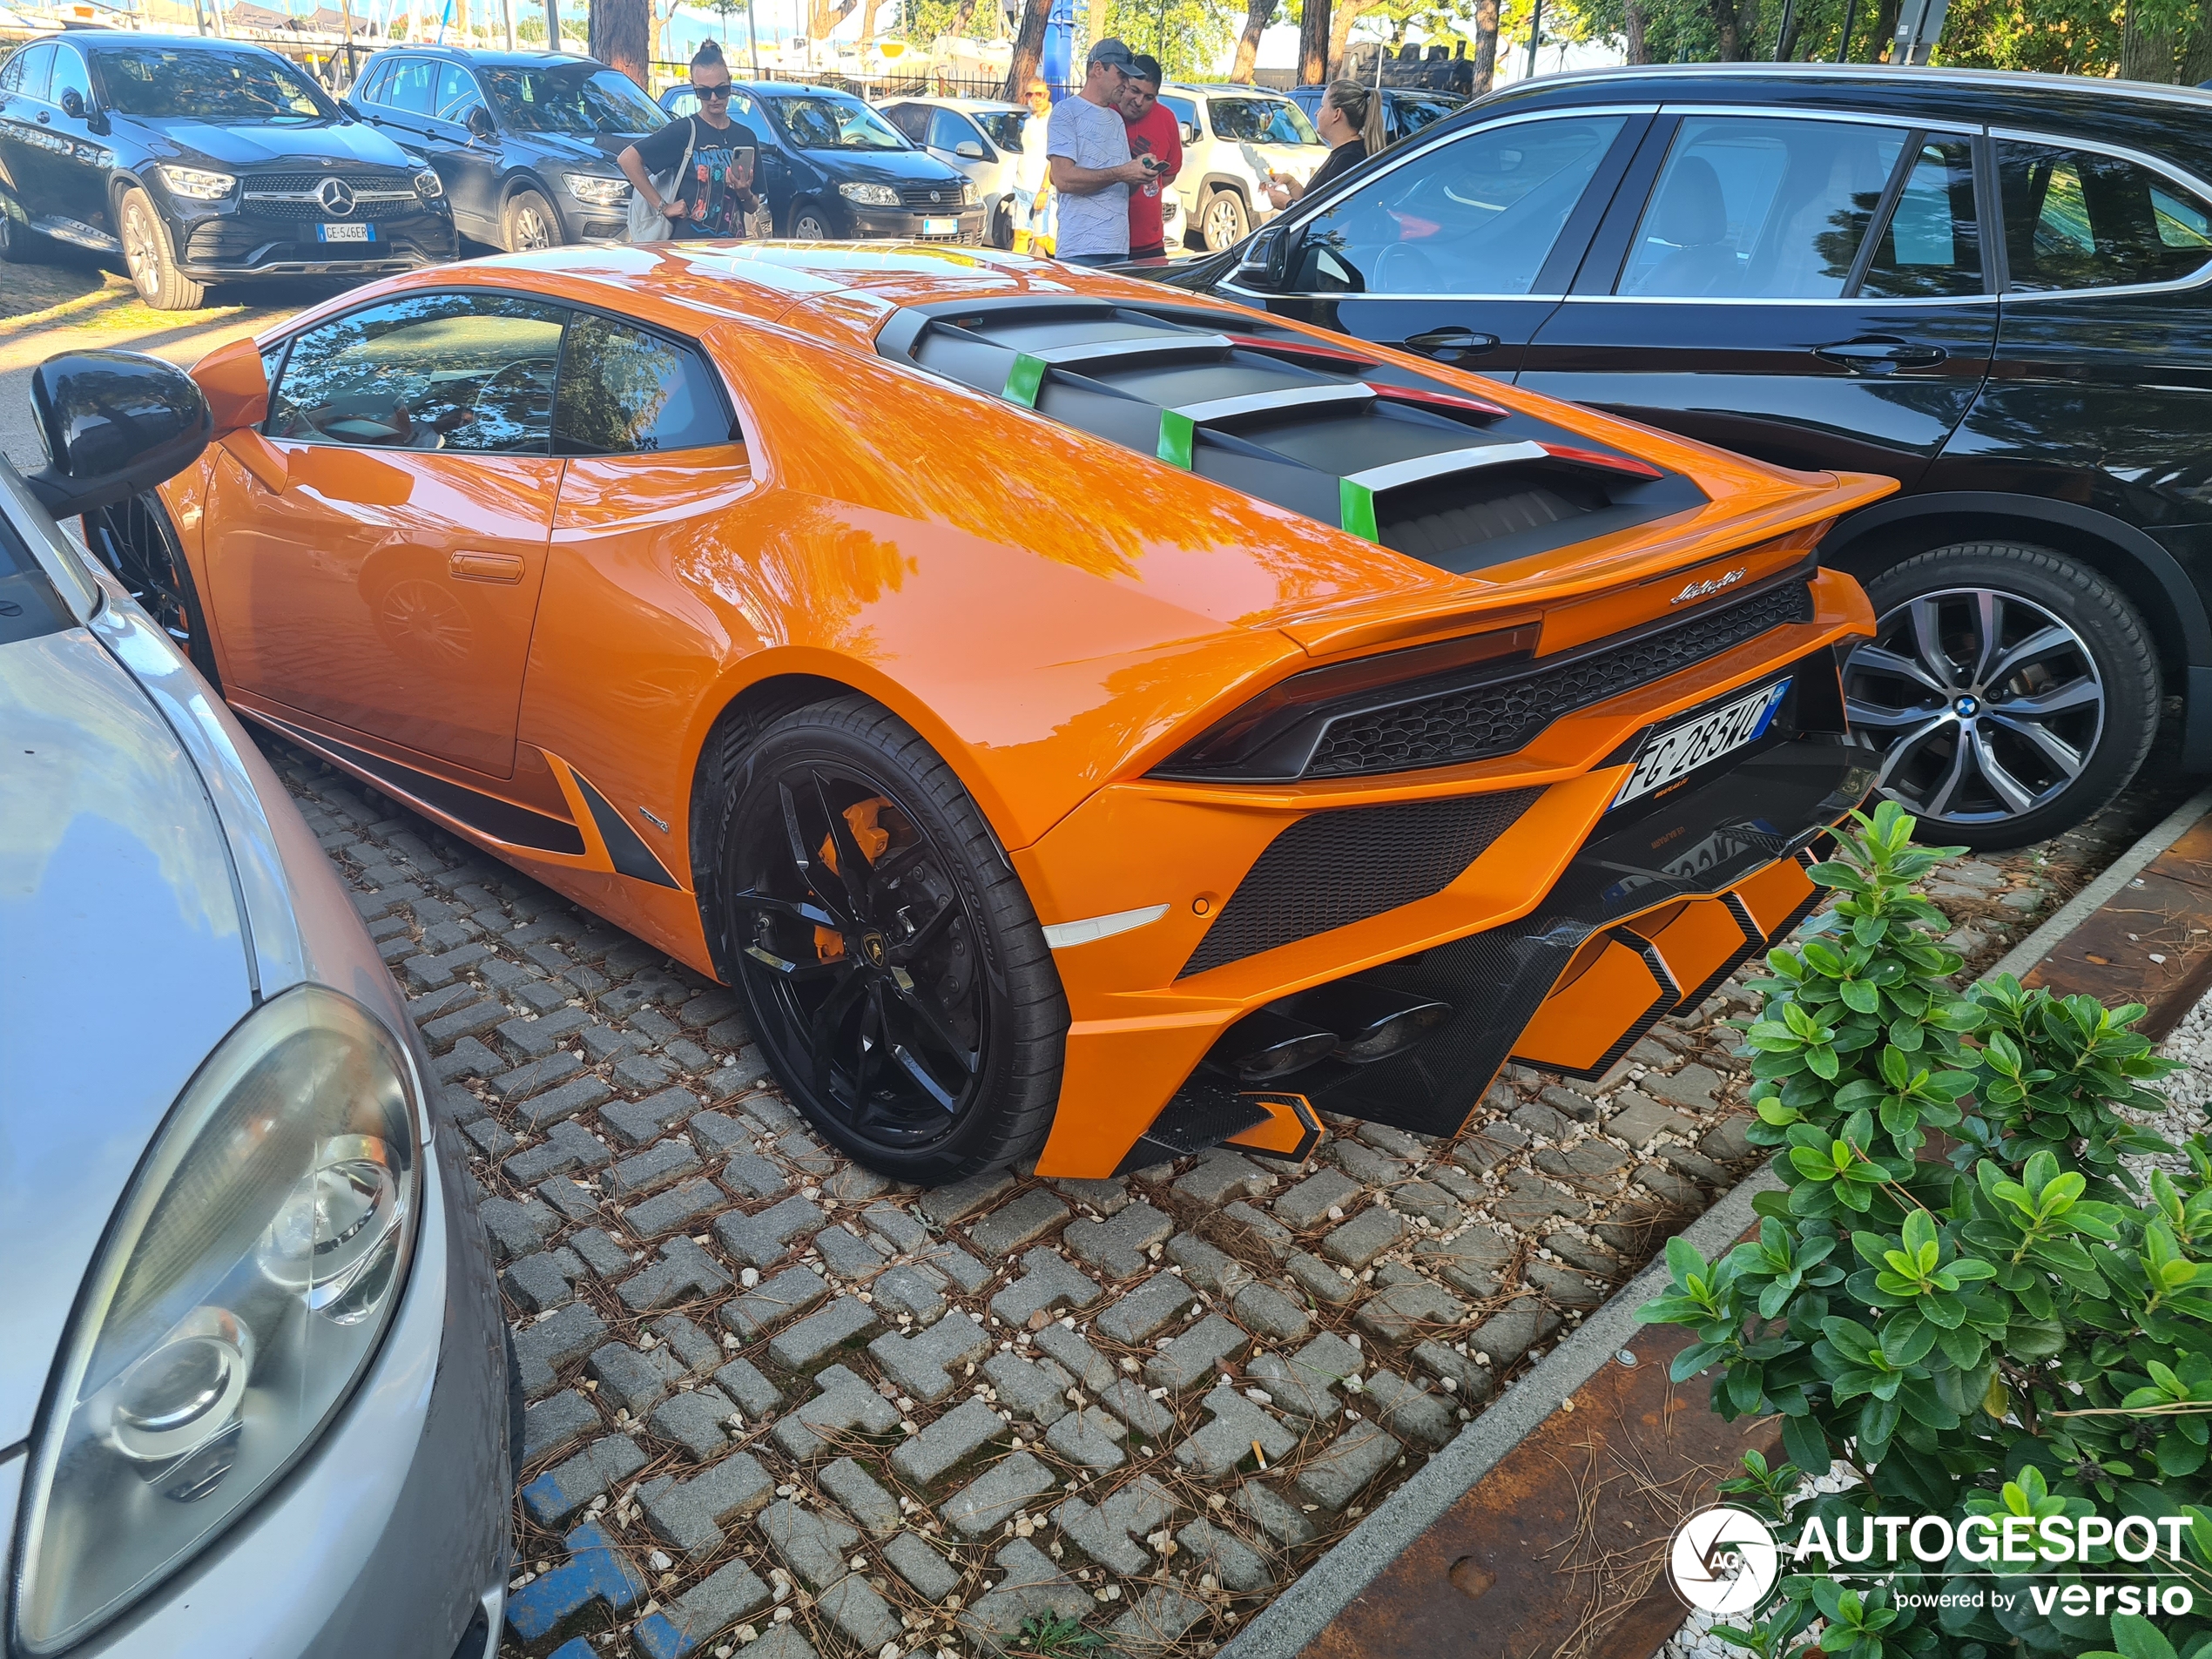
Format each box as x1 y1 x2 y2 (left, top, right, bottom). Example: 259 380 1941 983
921 217 957 235
317 222 374 243
1611 678 1791 809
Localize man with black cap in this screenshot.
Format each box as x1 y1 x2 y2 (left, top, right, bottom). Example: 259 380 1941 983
1046 37 1157 266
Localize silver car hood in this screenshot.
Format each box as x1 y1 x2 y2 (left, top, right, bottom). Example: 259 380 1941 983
0 624 256 1447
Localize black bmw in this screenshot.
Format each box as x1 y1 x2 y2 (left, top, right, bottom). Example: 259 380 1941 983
0 33 455 310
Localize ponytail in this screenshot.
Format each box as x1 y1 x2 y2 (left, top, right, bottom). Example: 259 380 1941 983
1325 78 1386 154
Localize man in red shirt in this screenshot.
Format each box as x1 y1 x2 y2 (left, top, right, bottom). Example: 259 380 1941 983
1120 54 1182 260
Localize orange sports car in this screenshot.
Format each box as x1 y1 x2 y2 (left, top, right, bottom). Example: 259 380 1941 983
100 242 1890 1185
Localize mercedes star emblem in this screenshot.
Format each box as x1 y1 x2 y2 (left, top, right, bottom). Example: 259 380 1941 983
318 177 356 217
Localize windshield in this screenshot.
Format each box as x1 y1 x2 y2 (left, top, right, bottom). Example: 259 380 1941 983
1208 95 1319 146
481 65 665 134
93 46 336 124
765 93 907 151
1394 94 1463 135
973 110 1026 151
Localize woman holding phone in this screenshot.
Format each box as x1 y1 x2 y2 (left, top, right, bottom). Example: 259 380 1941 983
1262 78 1385 211
617 41 763 239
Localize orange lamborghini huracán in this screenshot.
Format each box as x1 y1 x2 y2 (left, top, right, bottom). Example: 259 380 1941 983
112 243 1890 1185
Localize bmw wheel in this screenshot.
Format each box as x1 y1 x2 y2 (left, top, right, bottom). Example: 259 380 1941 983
118 185 205 311
707 697 1068 1184
1842 543 2159 849
1201 186 1249 253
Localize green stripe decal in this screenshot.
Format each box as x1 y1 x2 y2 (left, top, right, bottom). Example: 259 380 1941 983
1157 409 1196 469
1003 353 1047 408
1339 478 1379 542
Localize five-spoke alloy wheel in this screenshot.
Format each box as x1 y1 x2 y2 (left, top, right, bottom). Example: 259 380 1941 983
1843 542 2160 849
710 698 1066 1184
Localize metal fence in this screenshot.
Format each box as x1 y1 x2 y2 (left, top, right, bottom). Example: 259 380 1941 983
651 59 1018 101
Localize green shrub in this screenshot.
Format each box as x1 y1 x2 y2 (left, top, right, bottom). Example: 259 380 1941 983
1640 801 2209 1658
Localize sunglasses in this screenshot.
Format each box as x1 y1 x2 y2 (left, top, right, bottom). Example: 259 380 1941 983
691 83 732 99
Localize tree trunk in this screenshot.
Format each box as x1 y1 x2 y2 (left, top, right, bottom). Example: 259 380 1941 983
1087 0 1109 54
1624 0 1649 62
1002 0 1050 97
1470 0 1498 89
1298 0 1330 84
2122 0 2179 78
2181 0 2212 81
1777 0 1804 61
1230 0 1274 80
591 0 651 82
1867 0 1901 60
1326 0 1369 78
860 0 878 51
1702 0 1741 59
809 0 858 44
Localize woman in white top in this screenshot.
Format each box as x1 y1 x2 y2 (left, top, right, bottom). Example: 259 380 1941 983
1012 79 1056 253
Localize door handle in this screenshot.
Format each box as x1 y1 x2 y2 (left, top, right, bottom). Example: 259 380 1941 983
1403 327 1501 357
449 550 524 583
1813 337 1947 374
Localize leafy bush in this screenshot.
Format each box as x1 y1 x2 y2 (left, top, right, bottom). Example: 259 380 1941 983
1641 801 2210 1658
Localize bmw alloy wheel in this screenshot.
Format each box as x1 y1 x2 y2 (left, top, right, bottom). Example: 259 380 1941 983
1843 586 2105 828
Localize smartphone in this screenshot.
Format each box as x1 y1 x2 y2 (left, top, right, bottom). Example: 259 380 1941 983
1138 154 1163 175
728 145 757 191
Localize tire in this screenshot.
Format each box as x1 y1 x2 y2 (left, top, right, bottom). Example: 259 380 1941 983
789 201 832 241
991 203 1013 250
1200 186 1249 253
82 491 221 688
705 695 1068 1186
501 187 562 253
0 199 45 264
118 185 205 311
1842 541 2160 850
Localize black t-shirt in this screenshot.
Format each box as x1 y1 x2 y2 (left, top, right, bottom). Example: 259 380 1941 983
1304 136 1369 199
632 114 761 238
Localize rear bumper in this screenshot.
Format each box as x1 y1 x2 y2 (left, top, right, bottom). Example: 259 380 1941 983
1023 566 1877 1177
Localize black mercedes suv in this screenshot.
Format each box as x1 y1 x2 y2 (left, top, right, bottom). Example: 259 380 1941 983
0 32 453 310
1155 67 2212 849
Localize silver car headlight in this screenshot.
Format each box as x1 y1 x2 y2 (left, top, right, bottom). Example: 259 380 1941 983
565 172 631 207
961 179 978 206
412 166 444 199
10 986 422 1656
839 180 900 207
153 165 235 201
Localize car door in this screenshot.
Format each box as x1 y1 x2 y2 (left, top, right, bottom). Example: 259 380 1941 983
373 56 441 150
202 290 568 779
1519 110 1997 483
0 44 55 227
1218 110 1648 381
24 42 105 239
421 61 499 227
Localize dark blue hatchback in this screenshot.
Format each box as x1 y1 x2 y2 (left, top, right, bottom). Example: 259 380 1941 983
348 47 663 249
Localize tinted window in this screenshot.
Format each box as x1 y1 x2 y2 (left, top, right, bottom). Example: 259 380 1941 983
553 315 729 455
881 102 929 143
434 63 480 122
1290 115 1624 297
974 110 1024 151
355 59 394 104
382 57 437 116
1393 95 1461 138
664 88 699 119
50 44 91 108
1859 137 1981 298
480 64 664 134
1208 96 1318 146
267 293 564 454
92 45 334 124
1621 116 1903 300
1998 139 2212 292
767 93 905 151
929 108 978 153
5 44 53 101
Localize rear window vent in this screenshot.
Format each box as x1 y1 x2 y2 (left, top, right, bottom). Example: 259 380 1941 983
876 298 1706 572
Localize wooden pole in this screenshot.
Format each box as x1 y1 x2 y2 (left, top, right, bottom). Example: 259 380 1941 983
1296 0 1327 84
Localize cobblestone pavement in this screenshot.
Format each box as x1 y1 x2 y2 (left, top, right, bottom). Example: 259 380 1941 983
262 734 2189 1659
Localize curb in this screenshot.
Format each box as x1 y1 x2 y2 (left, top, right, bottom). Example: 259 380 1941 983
1223 790 2212 1659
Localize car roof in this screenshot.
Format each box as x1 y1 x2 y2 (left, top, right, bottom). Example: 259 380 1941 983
366 44 602 66
75 30 286 52
1166 82 1290 97
880 96 1023 112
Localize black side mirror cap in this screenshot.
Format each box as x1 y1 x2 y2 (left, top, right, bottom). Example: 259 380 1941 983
466 105 496 139
1236 223 1293 291
338 97 363 121
25 351 212 520
58 87 84 119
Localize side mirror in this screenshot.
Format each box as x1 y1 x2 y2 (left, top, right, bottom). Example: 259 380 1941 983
466 105 495 140
191 335 273 435
1237 222 1293 290
338 97 363 121
25 351 212 519
954 139 984 159
1178 121 1195 144
58 87 84 119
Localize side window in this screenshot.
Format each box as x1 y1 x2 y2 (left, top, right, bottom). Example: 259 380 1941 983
1620 116 1904 300
1290 115 1625 297
665 89 699 119
1998 139 2212 292
354 60 392 104
1162 94 1197 138
435 63 480 123
266 293 565 454
0 52 21 94
882 103 928 143
930 109 976 153
553 314 730 455
383 57 436 116
49 44 90 109
8 44 53 102
1858 138 1981 298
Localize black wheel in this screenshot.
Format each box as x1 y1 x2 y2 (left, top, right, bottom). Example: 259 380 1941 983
1842 542 2160 850
82 491 221 688
707 697 1067 1185
0 199 45 264
501 188 562 253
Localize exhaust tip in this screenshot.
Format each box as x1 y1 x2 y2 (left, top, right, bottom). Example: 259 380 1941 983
1334 998 1453 1063
1205 1009 1340 1082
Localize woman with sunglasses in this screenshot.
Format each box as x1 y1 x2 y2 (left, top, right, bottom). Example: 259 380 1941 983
617 41 764 239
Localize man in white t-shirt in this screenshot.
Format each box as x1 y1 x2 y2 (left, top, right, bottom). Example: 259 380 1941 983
1045 37 1156 266
1012 78 1055 253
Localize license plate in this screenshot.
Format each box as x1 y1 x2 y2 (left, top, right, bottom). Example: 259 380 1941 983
1611 678 1791 809
317 222 374 243
921 217 957 235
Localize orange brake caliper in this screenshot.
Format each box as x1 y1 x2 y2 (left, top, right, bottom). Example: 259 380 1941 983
813 798 893 963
